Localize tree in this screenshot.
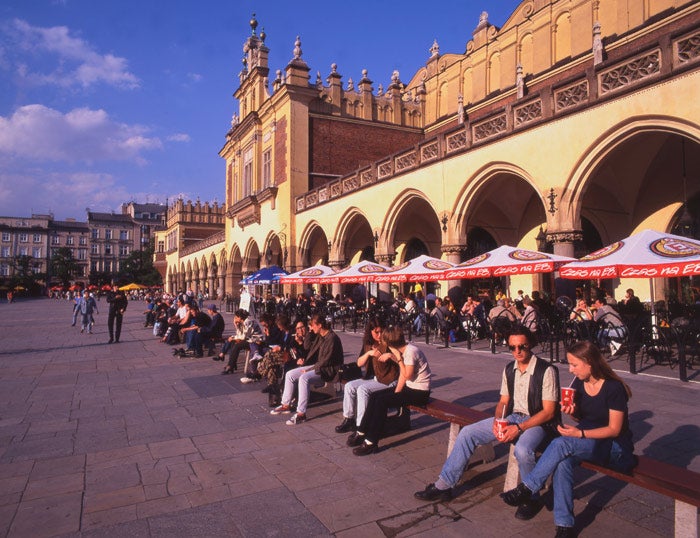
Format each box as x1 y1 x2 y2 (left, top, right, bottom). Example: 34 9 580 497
119 246 162 286
9 255 44 294
51 247 80 286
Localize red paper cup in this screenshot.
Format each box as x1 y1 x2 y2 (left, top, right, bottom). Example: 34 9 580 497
561 387 576 406
495 418 509 440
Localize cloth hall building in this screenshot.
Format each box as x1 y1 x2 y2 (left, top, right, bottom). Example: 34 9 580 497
159 0 700 304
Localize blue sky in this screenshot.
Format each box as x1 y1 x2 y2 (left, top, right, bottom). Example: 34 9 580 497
0 0 521 220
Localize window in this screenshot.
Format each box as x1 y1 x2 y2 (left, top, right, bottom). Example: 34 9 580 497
33 234 41 243
51 235 60 245
91 244 99 255
79 236 86 245
242 147 253 197
119 245 129 256
157 240 164 253
262 149 272 188
1 232 9 242
91 229 99 239
1 247 9 257
105 245 112 255
67 236 74 245
19 233 28 243
0 264 8 276
119 230 129 240
78 249 87 260
91 261 98 272
104 260 111 272
105 229 112 240
32 247 41 258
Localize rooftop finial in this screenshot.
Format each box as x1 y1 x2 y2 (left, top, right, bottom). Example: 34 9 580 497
260 27 266 42
293 36 302 60
250 13 258 35
430 39 439 58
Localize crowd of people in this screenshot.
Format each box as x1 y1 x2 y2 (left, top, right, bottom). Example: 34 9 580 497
138 284 641 538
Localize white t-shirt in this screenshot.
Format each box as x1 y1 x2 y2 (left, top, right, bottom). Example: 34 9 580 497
403 343 431 391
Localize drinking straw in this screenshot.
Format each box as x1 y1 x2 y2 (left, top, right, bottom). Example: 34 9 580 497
568 378 575 387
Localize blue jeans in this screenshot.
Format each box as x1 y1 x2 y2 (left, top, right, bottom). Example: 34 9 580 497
281 366 322 415
523 436 596 528
342 377 396 426
438 414 547 488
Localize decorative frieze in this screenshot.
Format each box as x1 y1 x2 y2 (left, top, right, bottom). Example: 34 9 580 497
599 49 660 95
305 191 318 208
330 181 342 198
395 150 418 172
473 113 507 141
360 169 374 186
675 30 700 65
420 140 440 163
546 231 583 243
445 130 467 153
318 186 328 203
514 99 543 126
555 80 589 112
377 160 392 179
342 175 359 193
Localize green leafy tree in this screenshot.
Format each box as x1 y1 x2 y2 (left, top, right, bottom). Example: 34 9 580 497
119 246 162 286
50 247 80 286
9 255 43 294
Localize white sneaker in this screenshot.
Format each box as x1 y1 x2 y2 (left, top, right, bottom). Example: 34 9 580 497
240 376 255 384
270 405 291 415
286 413 306 425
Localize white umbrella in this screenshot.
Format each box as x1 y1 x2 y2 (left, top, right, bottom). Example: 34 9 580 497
374 254 454 283
279 264 336 285
443 245 575 280
332 260 390 284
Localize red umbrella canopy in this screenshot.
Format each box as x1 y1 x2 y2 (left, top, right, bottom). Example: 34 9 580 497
374 254 454 283
560 229 700 280
68 284 83 291
279 265 336 284
101 284 113 291
444 245 575 279
332 260 390 284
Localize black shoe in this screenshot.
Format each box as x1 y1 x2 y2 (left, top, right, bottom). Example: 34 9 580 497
414 483 452 502
261 385 273 394
114 340 119 343
194 352 203 358
221 368 233 375
335 417 356 433
554 526 576 538
107 338 113 344
353 442 378 456
500 483 532 507
515 498 543 520
346 432 365 447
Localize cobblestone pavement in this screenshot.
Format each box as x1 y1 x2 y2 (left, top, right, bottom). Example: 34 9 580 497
0 298 697 537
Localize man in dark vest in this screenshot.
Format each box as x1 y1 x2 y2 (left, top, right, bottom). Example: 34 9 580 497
106 284 128 343
414 325 559 520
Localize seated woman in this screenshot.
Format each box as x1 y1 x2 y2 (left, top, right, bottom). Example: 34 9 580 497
351 325 432 455
256 315 293 397
500 340 635 538
570 298 593 321
335 317 399 434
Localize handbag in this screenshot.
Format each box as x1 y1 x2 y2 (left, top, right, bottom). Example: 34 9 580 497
338 361 363 382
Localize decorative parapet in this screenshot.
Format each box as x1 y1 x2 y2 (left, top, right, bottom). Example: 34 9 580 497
472 112 507 142
674 28 700 66
598 49 660 95
554 79 589 112
514 99 543 126
394 149 418 173
295 28 697 213
180 230 226 257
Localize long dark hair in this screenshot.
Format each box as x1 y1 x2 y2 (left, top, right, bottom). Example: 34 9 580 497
363 317 385 349
567 340 632 398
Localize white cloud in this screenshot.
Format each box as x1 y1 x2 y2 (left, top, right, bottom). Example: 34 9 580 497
0 104 162 163
167 133 190 143
187 72 202 83
5 19 139 89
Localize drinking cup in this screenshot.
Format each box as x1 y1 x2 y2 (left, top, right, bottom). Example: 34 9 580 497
495 418 509 440
561 387 576 407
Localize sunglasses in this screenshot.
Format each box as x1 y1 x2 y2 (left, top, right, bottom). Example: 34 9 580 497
508 344 530 352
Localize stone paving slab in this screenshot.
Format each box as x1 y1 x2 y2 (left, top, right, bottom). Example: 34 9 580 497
0 298 698 537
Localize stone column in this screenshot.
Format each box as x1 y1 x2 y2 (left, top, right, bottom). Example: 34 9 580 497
208 271 216 297
328 259 346 299
546 230 582 298
441 244 467 292
375 253 395 302
218 274 226 300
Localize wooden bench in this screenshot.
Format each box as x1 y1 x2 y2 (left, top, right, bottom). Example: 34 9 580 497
414 398 699 537
409 398 495 461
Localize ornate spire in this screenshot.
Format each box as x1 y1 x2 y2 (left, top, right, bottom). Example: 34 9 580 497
593 21 604 65
347 77 354 91
293 35 302 60
516 63 525 98
249 13 258 36
430 39 440 58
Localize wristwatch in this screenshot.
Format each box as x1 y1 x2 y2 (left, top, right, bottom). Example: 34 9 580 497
516 423 524 434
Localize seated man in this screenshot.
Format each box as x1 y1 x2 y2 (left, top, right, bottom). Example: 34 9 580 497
270 314 344 425
592 295 627 355
488 298 520 344
414 326 559 521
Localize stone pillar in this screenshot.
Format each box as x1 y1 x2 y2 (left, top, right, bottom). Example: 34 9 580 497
546 230 582 298
441 244 467 292
328 259 346 299
208 271 216 297
375 253 395 302
218 274 226 299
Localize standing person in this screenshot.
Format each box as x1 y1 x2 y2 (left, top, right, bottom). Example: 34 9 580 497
501 340 635 538
351 325 432 456
106 285 128 343
77 290 98 334
414 326 559 521
71 293 80 326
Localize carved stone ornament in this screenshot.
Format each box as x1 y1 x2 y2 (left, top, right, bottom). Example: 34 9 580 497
546 231 583 243
514 100 542 126
441 244 467 254
599 49 660 94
